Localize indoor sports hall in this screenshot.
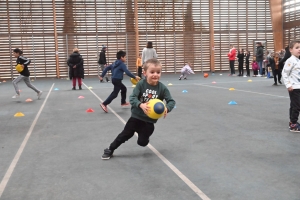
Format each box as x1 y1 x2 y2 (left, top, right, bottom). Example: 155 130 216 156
1 1 300 200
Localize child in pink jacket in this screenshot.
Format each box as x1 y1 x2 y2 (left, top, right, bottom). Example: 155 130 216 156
252 58 259 77
179 62 195 80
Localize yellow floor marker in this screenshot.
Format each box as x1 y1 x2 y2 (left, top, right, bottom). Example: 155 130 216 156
229 88 235 90
248 79 252 82
14 112 25 117
168 83 173 86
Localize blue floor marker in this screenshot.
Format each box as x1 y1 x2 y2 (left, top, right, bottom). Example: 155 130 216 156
228 101 237 105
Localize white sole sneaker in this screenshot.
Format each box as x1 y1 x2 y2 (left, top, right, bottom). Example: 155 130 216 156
12 94 20 98
37 91 43 99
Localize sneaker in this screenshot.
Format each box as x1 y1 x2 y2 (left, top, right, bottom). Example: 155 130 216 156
100 103 108 113
179 77 181 80
100 80 103 83
79 86 82 90
72 87 76 90
12 94 20 98
273 83 277 86
184 77 187 80
121 102 130 107
279 81 282 84
289 122 300 128
101 148 114 160
37 91 43 99
290 123 300 132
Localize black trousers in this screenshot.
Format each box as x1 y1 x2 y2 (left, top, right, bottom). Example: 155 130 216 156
137 66 142 78
230 60 235 75
245 62 250 76
238 61 243 76
272 69 282 84
289 89 300 124
103 78 127 105
109 117 155 151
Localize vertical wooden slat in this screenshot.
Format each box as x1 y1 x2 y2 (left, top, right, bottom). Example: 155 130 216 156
269 0 283 51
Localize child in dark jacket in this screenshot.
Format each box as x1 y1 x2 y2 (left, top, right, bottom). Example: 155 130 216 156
237 48 245 76
101 58 176 160
12 48 43 99
99 50 140 113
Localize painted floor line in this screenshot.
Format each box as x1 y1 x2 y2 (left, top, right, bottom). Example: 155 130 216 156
0 83 55 198
196 84 289 98
83 82 211 200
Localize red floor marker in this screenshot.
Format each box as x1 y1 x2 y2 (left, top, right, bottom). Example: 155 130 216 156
78 96 85 99
86 108 94 112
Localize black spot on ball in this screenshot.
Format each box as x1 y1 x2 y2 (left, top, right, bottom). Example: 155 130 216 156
154 102 165 114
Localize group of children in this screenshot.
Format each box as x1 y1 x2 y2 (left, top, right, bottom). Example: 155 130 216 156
9 40 300 160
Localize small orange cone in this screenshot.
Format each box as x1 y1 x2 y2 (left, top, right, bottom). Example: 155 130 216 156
25 98 33 102
86 108 94 113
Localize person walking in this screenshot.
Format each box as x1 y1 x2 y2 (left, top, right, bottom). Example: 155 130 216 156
98 45 110 82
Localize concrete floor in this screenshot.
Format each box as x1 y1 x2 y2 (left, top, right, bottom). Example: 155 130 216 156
0 73 300 200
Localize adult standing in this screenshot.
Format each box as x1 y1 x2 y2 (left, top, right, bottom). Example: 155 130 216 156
142 41 157 64
67 48 84 90
98 45 110 82
255 42 264 76
227 44 236 76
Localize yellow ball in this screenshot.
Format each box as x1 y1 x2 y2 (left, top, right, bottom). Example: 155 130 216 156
15 64 24 73
130 77 140 85
147 99 166 119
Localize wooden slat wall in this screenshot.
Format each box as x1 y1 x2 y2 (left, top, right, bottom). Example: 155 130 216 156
283 0 300 48
0 0 276 79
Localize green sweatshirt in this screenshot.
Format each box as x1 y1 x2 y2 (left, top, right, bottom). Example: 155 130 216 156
129 79 176 123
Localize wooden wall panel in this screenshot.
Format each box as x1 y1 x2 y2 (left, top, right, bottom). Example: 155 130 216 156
0 0 276 79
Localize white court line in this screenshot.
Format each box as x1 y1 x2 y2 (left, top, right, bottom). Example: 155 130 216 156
83 82 211 200
0 83 55 198
195 84 289 99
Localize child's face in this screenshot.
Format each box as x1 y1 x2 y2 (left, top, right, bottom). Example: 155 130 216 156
143 64 161 85
121 55 126 62
290 43 300 58
13 51 19 58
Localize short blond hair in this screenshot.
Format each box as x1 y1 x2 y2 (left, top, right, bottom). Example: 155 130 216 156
73 48 79 53
143 58 162 71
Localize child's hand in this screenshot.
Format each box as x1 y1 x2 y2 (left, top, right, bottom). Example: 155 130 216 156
288 86 293 92
140 103 150 115
98 75 103 81
163 108 168 118
135 76 141 81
